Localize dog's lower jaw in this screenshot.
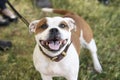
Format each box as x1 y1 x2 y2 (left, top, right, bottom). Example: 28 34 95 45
33 44 79 80
39 39 68 52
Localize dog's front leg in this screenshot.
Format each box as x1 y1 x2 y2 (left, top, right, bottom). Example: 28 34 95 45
65 70 79 80
41 74 52 80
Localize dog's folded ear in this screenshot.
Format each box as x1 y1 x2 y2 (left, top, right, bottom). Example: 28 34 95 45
64 18 76 31
29 20 40 33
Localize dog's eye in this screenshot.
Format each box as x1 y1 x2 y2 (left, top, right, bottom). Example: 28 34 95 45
59 24 66 28
41 24 48 29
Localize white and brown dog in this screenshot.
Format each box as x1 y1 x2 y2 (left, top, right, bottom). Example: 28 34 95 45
29 8 102 80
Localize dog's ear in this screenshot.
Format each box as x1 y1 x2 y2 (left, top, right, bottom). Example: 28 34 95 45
64 18 76 31
29 20 40 33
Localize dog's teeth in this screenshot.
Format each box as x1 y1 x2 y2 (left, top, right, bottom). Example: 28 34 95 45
60 41 62 45
63 40 66 44
59 41 61 44
41 41 44 45
46 42 49 45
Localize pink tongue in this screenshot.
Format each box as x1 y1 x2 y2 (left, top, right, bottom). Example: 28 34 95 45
48 41 61 50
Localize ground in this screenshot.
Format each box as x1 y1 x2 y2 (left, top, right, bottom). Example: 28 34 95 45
0 0 120 80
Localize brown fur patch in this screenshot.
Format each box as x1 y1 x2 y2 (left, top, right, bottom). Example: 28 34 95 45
35 18 47 34
64 13 93 54
52 9 93 54
59 21 69 31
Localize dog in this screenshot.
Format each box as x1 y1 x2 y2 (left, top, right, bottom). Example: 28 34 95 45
29 8 102 80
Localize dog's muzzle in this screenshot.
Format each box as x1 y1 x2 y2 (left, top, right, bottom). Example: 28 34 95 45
40 39 67 51
40 28 68 51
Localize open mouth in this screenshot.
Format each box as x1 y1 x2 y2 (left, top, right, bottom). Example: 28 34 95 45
40 39 68 51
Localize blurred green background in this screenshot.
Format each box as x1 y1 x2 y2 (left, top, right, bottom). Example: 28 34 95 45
0 0 120 80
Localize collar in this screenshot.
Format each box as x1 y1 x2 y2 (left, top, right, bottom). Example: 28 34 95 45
39 42 72 62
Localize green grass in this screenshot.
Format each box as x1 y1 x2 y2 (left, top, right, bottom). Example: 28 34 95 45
0 0 120 80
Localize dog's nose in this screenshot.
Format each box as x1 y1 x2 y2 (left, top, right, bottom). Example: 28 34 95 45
50 28 59 34
49 28 60 39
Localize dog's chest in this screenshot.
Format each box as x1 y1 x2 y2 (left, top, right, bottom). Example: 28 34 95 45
33 44 79 77
43 62 63 75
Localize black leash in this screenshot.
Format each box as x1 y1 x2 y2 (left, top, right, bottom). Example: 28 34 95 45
6 0 30 27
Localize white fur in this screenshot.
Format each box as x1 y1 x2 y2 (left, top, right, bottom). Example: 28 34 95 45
80 30 102 73
34 17 75 57
30 17 79 80
33 44 79 80
30 17 102 80
42 8 53 13
29 20 40 33
64 18 76 31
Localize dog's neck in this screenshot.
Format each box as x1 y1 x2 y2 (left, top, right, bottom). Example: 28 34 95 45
39 42 72 62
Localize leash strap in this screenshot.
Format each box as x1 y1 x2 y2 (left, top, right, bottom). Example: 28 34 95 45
6 0 29 27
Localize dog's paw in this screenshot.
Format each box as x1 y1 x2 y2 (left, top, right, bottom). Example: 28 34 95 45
94 63 102 73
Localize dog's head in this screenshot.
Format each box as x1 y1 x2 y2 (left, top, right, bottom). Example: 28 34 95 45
29 17 76 53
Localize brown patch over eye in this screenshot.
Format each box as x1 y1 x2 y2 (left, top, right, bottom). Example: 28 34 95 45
35 18 47 34
59 21 69 30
